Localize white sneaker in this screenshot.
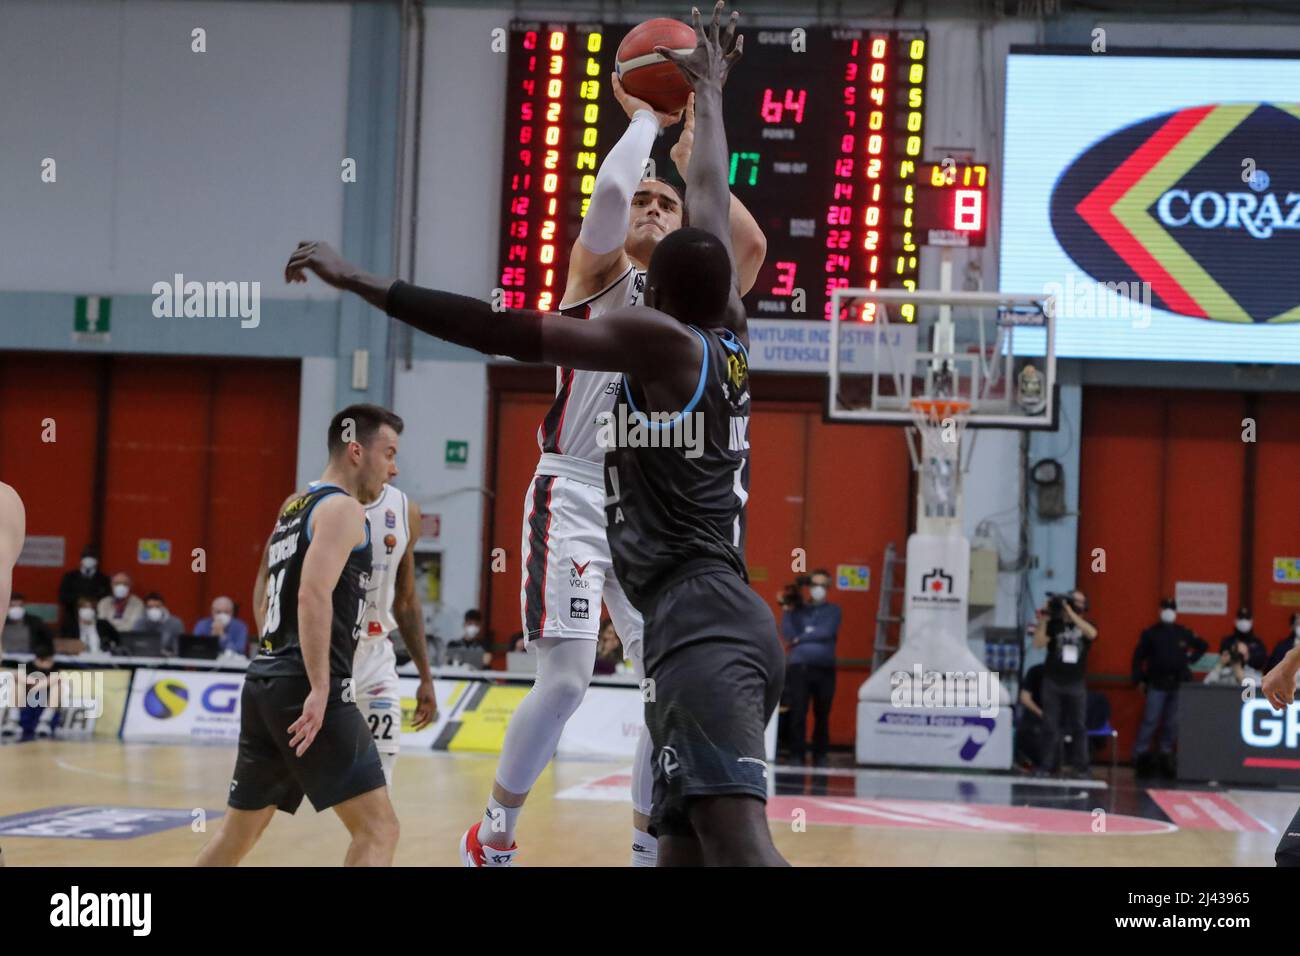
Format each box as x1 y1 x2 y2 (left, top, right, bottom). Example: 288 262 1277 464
459 822 517 867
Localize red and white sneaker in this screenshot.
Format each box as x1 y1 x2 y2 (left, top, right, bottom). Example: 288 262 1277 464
459 822 518 867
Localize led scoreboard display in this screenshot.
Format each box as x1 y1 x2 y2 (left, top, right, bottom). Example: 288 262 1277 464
497 22 928 322
912 161 989 247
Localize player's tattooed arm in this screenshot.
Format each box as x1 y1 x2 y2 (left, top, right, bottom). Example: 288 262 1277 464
657 3 748 342
395 496 437 729
670 91 767 297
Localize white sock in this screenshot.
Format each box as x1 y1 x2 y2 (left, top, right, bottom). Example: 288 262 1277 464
631 826 658 867
481 796 522 849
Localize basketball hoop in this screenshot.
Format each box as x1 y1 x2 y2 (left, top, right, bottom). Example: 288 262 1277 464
907 398 970 524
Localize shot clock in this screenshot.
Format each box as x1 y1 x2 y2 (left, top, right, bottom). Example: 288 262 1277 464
911 161 990 247
497 22 929 322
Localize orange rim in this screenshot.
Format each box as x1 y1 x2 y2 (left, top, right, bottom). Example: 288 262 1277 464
909 398 971 423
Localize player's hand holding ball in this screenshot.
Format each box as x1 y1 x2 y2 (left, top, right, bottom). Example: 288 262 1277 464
611 73 684 129
655 2 744 92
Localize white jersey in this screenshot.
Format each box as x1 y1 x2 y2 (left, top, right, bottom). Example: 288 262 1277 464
361 483 409 640
537 264 645 485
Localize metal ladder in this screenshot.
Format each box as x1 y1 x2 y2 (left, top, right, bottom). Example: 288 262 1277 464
871 542 906 672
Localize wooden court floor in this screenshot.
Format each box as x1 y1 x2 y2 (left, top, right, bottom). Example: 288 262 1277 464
0 740 1293 866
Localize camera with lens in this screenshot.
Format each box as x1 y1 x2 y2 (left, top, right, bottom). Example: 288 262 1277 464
778 576 812 610
1046 593 1068 621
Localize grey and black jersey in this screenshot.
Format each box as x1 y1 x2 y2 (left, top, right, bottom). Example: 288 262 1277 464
248 483 372 680
604 325 751 611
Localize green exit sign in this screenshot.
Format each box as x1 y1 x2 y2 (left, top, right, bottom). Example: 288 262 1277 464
74 295 111 335
445 440 469 466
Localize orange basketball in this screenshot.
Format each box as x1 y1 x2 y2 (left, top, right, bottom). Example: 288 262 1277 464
615 18 696 114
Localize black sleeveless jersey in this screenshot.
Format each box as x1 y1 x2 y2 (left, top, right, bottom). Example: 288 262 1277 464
247 483 372 680
604 325 751 610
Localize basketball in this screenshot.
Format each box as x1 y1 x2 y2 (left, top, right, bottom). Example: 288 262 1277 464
615 18 696 114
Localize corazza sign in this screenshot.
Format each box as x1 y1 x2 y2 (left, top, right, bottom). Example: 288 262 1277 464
1052 102 1300 325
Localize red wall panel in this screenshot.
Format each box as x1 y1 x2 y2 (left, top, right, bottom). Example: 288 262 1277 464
0 353 298 632
1251 394 1300 651
0 353 102 614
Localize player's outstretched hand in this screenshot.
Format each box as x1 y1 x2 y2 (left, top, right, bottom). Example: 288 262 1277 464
611 74 685 128
655 2 743 91
285 240 356 290
288 689 328 756
1263 664 1298 711
411 677 438 731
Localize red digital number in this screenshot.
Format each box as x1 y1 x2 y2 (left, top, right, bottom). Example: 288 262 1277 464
771 261 797 296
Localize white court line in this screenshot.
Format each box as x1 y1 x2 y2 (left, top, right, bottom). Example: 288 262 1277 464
54 755 215 794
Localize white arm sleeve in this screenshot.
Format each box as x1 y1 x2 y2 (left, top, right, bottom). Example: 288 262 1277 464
577 109 658 255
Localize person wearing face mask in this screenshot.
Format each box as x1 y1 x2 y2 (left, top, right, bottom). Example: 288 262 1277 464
137 592 185 655
446 610 492 669
1131 597 1208 779
194 595 250 656
73 596 119 655
780 569 840 765
1266 613 1300 674
2 593 51 651
1032 588 1098 777
1217 607 1268 673
56 546 110 637
96 572 144 633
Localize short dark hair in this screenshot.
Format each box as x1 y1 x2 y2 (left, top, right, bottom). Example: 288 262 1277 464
465 609 482 623
811 569 831 579
10 593 23 603
328 404 404 457
645 227 732 326
145 591 164 603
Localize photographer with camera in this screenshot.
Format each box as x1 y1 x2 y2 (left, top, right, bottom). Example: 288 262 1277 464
1131 597 1208 778
779 569 840 765
1032 588 1097 777
1204 637 1262 688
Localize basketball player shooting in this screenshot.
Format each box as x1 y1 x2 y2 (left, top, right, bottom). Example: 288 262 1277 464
287 1 787 866
251 410 438 788
449 15 767 868
1262 646 1300 865
0 481 25 869
196 406 403 866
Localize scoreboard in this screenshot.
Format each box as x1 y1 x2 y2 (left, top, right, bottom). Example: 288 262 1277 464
497 22 929 323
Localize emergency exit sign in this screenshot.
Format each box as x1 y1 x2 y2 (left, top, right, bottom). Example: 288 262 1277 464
445 440 469 466
73 295 111 341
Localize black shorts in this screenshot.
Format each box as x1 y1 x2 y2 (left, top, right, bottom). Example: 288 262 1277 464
228 675 385 814
642 564 785 838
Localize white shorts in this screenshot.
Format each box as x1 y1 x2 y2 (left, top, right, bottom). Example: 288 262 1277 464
352 636 401 757
519 473 644 657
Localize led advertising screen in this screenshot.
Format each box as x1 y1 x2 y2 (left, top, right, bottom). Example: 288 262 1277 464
1001 49 1300 363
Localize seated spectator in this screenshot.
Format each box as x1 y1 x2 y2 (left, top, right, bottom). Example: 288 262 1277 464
74 596 118 654
57 546 110 637
97 572 144 632
1203 638 1262 687
594 620 623 676
1014 663 1046 770
509 631 527 653
137 592 185 655
445 609 492 668
1267 613 1300 674
1218 606 1268 672
193 595 250 656
4 593 52 650
18 632 59 740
